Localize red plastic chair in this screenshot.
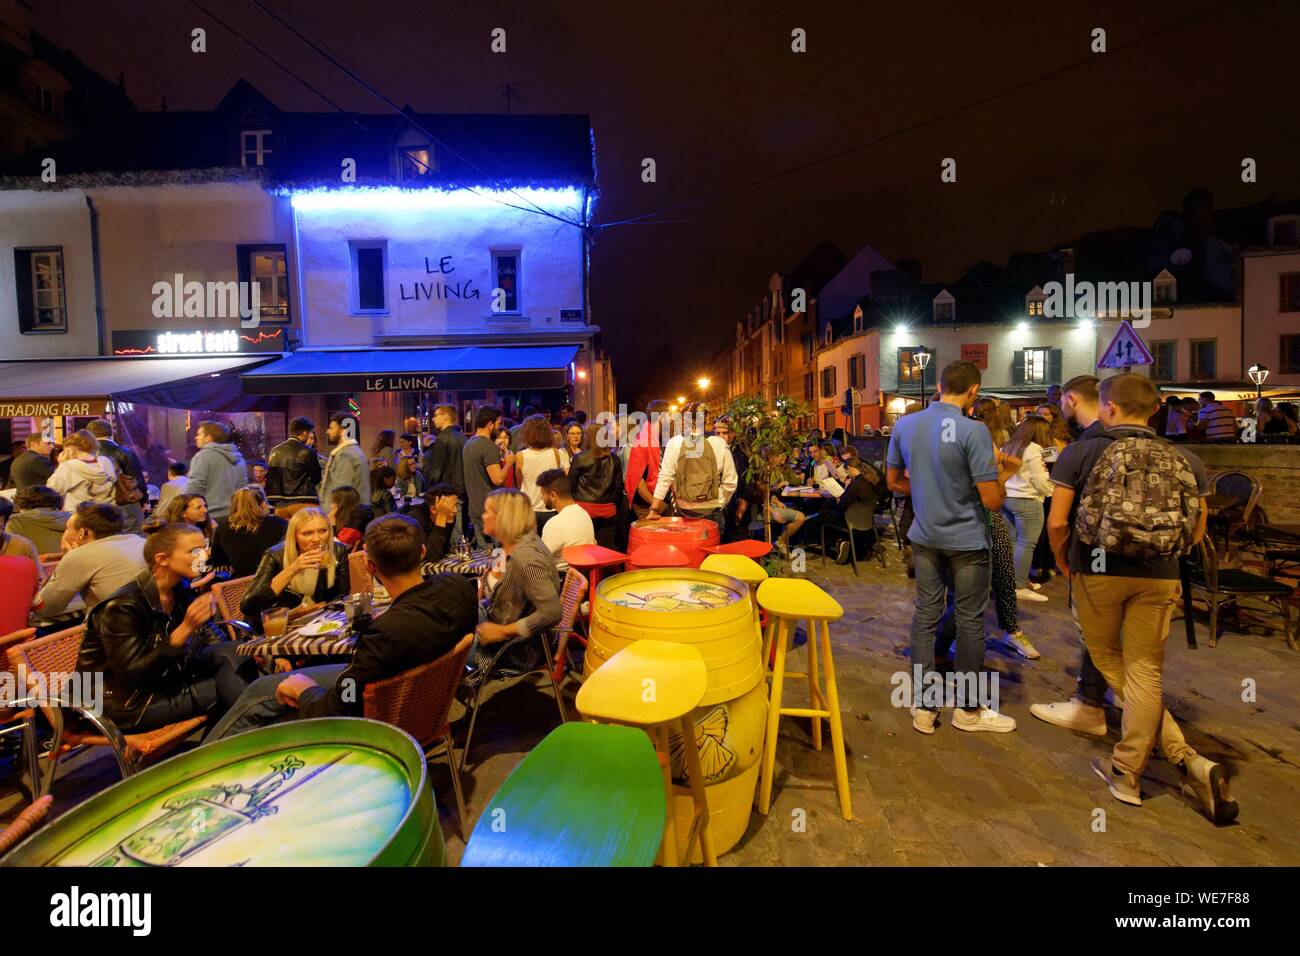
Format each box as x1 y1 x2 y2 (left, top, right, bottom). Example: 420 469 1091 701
0 556 39 636
561 544 625 633
627 544 691 571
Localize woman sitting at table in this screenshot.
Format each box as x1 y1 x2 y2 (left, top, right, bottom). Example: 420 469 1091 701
210 486 289 578
241 506 351 630
464 488 562 687
396 455 425 500
77 520 258 732
821 459 883 565
371 464 399 516
163 493 216 547
327 486 371 551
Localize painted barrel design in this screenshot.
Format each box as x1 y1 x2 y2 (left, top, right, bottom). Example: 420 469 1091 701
585 567 766 860
627 516 721 568
587 568 762 706
2 718 443 868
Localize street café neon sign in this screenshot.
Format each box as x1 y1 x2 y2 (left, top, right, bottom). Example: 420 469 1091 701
111 328 283 356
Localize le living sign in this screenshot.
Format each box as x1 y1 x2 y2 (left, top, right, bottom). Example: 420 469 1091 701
363 375 438 392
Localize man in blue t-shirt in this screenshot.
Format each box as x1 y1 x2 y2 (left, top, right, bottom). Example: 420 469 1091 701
887 360 1014 736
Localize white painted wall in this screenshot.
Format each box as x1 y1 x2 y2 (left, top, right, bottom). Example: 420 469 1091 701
0 188 99 357
92 181 298 343
1244 251 1300 386
877 320 1097 392
1094 304 1240 383
290 188 586 346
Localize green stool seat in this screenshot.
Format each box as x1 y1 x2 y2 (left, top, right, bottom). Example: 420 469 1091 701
460 722 665 867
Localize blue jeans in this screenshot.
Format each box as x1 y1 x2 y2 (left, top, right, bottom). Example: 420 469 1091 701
910 544 990 710
1002 496 1045 590
204 664 348 742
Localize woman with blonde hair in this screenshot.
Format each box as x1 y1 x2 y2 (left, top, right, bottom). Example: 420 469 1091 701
211 485 289 578
48 429 117 508
465 487 561 686
240 506 350 629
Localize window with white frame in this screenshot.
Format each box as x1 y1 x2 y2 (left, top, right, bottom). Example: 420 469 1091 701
1023 348 1050 385
241 129 273 167
349 240 388 314
15 247 67 333
237 244 291 321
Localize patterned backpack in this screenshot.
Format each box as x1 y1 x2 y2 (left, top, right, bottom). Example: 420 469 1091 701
1074 433 1202 560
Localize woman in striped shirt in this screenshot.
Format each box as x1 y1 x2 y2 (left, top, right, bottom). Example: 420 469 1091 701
467 488 562 682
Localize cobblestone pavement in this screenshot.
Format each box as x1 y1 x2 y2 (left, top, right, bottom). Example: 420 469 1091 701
5 545 1298 866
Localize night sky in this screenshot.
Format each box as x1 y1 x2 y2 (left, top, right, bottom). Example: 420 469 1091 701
31 0 1300 403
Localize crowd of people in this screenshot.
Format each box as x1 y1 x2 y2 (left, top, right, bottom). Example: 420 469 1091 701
0 379 1247 831
886 361 1237 827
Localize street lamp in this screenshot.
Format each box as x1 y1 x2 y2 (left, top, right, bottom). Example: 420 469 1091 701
1248 362 1269 401
676 394 686 405
912 347 932 409
696 376 711 401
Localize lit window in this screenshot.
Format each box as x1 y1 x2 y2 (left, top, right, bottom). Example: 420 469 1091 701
238 245 291 321
1023 348 1050 385
241 130 273 167
1027 299 1045 316
400 146 436 179
16 248 67 332
492 250 521 313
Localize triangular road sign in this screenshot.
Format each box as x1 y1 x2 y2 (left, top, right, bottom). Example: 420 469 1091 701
1097 320 1155 369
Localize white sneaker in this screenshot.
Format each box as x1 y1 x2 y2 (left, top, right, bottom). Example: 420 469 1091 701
910 707 939 735
1016 587 1049 603
951 707 1017 733
1029 699 1106 736
1027 581 1043 591
1002 630 1041 660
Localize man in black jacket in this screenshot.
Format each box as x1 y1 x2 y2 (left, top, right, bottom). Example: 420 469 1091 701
10 434 55 492
87 419 148 532
421 404 467 539
265 416 322 509
206 513 478 740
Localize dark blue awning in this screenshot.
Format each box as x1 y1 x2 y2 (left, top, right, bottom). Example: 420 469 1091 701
240 346 577 394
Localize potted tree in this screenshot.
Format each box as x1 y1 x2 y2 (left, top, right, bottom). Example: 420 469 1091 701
724 394 812 563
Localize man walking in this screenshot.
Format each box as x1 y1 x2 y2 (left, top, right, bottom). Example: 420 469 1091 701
886 360 1015 735
319 413 370 505
1046 373 1235 824
187 421 249 520
86 419 148 532
266 416 322 512
649 403 737 535
462 405 513 549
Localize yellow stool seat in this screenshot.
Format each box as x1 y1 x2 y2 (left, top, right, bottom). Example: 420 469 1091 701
756 577 844 621
577 640 708 727
700 553 768 590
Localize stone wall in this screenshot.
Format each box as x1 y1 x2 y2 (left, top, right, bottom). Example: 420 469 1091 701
1188 442 1300 525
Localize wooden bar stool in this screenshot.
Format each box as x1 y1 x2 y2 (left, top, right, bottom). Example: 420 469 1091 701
576 640 718 867
755 578 852 821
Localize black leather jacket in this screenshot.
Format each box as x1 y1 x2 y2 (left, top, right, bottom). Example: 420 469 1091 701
266 437 322 500
78 570 197 724
241 540 352 628
568 451 624 506
96 438 147 495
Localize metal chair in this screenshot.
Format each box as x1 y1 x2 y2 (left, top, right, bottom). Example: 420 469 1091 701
6 626 207 797
1207 470 1262 554
819 500 884 575
363 634 474 838
1187 539 1296 650
0 628 41 804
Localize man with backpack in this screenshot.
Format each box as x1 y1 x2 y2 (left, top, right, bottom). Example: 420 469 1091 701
86 419 148 532
1046 372 1236 825
648 403 736 534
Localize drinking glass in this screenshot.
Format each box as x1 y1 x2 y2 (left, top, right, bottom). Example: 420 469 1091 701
261 607 289 637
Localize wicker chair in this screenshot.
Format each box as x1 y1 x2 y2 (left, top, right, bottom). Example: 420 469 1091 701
0 795 53 856
0 628 40 803
211 574 254 622
1188 539 1296 650
348 550 373 594
550 567 588 683
6 625 206 797
363 634 474 838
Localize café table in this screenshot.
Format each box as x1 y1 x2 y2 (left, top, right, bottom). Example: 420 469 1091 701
423 549 495 577
236 601 389 659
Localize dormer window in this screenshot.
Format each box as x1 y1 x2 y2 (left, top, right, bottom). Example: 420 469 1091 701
1026 285 1046 317
932 290 955 323
1269 216 1299 247
1153 269 1176 304
36 84 57 116
824 323 832 346
853 305 864 334
400 146 435 179
241 129 272 167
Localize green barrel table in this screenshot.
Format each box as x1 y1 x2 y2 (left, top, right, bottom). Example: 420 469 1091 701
2 718 444 868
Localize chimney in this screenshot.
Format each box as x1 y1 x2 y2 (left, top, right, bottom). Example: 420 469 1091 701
1058 247 1077 280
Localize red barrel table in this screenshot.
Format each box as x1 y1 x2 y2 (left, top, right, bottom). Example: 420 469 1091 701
627 516 720 568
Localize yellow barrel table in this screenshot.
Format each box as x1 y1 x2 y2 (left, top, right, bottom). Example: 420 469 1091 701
585 568 767 860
